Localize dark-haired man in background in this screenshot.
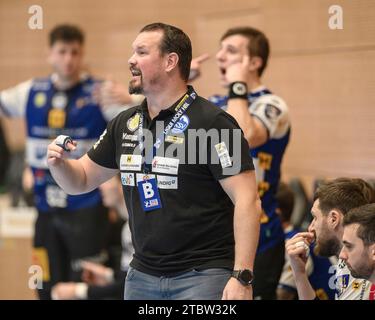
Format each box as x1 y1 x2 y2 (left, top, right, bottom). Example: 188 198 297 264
0 24 139 299
191 26 290 299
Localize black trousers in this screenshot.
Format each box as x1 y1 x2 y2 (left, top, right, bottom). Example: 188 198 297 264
253 240 285 300
33 203 109 300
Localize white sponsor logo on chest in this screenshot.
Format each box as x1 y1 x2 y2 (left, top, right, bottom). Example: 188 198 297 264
165 135 184 144
120 154 142 171
157 175 178 189
122 142 137 148
121 172 135 186
122 133 138 141
151 156 179 175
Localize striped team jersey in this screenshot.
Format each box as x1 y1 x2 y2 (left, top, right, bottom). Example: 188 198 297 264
335 259 375 300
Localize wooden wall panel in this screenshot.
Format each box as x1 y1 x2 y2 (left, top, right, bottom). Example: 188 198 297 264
263 0 375 53
0 238 35 299
274 49 375 179
0 0 374 181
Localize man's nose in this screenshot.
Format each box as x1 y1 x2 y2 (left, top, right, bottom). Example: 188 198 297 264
63 53 71 63
216 49 224 61
307 222 314 233
128 53 136 66
339 247 347 261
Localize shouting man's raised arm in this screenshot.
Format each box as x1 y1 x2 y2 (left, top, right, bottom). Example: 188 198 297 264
47 139 118 195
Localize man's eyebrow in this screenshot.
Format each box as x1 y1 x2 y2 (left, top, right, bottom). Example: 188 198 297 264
226 44 238 50
132 44 147 50
343 240 353 246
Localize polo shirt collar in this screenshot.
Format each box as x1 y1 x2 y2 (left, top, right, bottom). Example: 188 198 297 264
137 85 195 117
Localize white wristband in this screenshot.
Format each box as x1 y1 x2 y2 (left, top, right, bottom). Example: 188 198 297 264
74 283 88 299
55 135 73 152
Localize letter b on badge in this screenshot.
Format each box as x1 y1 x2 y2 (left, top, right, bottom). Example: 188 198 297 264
143 182 155 199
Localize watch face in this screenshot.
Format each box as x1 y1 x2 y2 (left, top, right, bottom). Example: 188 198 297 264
233 83 247 95
240 270 253 284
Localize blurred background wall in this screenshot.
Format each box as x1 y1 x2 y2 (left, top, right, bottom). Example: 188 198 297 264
0 0 374 299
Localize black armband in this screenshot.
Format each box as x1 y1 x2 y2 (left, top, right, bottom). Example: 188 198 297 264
228 82 248 100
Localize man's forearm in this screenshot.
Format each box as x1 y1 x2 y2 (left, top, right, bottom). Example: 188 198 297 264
292 270 316 300
49 159 89 195
226 99 253 142
233 196 261 270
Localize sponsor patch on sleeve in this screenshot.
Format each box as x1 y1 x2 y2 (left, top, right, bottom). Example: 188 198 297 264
264 104 282 120
215 142 232 168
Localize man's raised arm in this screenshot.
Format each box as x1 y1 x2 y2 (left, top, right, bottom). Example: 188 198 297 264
47 138 118 195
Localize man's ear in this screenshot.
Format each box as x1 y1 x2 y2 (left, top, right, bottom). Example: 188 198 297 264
370 243 375 262
327 209 342 230
248 56 263 73
165 52 179 73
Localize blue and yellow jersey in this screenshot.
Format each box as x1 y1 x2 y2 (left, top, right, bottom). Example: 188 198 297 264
0 75 109 212
210 87 290 252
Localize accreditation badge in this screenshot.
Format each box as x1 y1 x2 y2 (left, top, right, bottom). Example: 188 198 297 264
137 176 162 212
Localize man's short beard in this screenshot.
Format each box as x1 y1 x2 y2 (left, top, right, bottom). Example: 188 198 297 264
347 251 375 280
314 222 341 257
129 82 143 95
315 236 341 257
349 265 373 280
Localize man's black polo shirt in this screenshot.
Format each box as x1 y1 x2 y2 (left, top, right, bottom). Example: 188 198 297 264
88 86 254 276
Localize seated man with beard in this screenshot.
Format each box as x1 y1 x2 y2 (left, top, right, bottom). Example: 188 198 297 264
286 178 375 300
276 182 335 300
